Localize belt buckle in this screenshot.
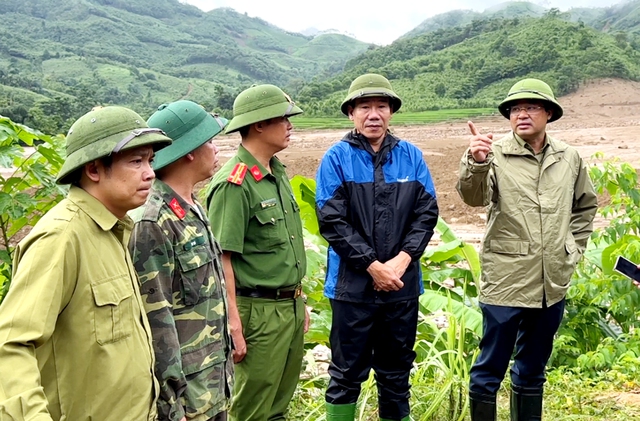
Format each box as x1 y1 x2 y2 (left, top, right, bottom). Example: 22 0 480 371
294 285 302 299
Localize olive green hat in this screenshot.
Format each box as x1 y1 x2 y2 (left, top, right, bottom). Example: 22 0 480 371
56 106 172 184
147 100 228 170
498 78 563 122
225 84 303 134
341 73 402 115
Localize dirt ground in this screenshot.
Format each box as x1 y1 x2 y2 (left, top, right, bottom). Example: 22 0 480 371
213 78 640 244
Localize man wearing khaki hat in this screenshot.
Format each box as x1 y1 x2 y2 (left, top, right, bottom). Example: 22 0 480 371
315 73 439 421
457 78 597 421
0 106 171 421
129 100 232 421
204 84 309 421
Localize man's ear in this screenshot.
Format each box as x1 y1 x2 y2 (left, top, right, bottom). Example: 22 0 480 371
253 122 264 134
185 152 195 162
348 106 355 122
84 160 101 182
547 109 553 121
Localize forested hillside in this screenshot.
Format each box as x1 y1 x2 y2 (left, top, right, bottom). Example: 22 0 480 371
403 0 640 39
297 14 640 116
0 0 369 133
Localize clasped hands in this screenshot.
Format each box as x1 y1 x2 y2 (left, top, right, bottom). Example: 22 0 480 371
367 251 411 292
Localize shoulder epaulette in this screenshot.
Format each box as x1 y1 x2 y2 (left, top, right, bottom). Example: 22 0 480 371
227 162 248 185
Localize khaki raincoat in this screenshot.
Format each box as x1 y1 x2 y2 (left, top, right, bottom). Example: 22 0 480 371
457 132 597 308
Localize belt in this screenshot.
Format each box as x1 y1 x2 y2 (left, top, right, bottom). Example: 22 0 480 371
236 285 302 300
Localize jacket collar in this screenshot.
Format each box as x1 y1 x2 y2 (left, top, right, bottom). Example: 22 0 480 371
501 132 568 156
67 186 133 232
343 130 399 154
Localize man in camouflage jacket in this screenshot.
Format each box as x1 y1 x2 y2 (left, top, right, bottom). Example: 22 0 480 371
129 100 232 421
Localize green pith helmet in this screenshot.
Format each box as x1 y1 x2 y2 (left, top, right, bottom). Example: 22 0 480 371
498 78 563 122
56 106 172 184
225 84 303 134
147 100 228 170
340 73 402 116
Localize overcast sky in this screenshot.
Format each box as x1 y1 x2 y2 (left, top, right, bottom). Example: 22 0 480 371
181 0 626 45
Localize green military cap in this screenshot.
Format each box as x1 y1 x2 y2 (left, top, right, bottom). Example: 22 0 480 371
498 78 563 122
147 100 228 170
340 73 402 115
56 106 172 184
225 84 303 134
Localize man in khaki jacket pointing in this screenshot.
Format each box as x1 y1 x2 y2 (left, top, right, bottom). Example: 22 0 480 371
457 78 597 421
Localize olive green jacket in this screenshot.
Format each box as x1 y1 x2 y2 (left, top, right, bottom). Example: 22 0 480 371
456 133 598 307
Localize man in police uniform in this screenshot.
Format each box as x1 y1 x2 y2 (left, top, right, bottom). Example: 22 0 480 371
129 100 233 421
205 84 309 421
0 106 171 420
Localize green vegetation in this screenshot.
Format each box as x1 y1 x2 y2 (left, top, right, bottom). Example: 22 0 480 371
403 0 640 39
0 0 369 133
298 14 640 116
0 117 66 302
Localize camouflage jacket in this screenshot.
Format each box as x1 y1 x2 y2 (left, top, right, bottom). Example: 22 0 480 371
129 180 232 421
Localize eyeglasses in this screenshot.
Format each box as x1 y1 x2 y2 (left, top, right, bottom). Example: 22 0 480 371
509 105 544 116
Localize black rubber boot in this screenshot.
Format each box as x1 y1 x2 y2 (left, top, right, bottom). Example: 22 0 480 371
510 386 543 421
469 391 497 421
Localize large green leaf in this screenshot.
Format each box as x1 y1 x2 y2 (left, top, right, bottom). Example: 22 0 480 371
419 290 483 335
290 175 325 244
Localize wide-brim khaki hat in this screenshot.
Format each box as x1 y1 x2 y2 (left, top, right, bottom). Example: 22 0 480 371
56 106 171 184
225 84 303 134
498 78 563 122
341 73 402 115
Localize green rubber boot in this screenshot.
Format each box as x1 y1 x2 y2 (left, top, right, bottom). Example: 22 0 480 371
326 402 356 421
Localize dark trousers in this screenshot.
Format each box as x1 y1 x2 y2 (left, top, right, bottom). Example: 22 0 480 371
469 299 565 397
209 412 227 421
326 298 419 420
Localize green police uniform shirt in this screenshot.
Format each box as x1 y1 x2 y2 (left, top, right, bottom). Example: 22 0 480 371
0 187 158 421
205 144 306 289
129 179 233 421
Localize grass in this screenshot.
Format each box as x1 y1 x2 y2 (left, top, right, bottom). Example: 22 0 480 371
289 365 640 420
290 108 497 130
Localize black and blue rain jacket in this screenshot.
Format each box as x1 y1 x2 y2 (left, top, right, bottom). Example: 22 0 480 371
316 131 439 303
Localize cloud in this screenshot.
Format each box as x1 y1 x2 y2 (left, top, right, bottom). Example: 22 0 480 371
181 0 624 45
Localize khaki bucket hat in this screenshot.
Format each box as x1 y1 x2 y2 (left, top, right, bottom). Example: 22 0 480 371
225 84 303 134
498 78 563 122
56 106 172 184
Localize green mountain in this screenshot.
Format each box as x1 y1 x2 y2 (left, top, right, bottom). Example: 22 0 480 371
297 15 640 116
567 0 640 33
0 0 369 133
401 1 546 39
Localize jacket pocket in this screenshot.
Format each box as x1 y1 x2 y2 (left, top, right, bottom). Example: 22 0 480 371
176 245 214 306
91 275 134 345
253 206 286 247
490 239 529 255
564 238 579 266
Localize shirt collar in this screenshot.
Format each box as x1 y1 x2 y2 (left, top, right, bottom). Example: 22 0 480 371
237 144 284 181
67 186 133 231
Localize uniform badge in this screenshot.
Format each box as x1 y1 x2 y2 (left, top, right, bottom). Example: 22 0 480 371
250 165 264 182
260 198 277 209
227 163 248 185
169 198 186 219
